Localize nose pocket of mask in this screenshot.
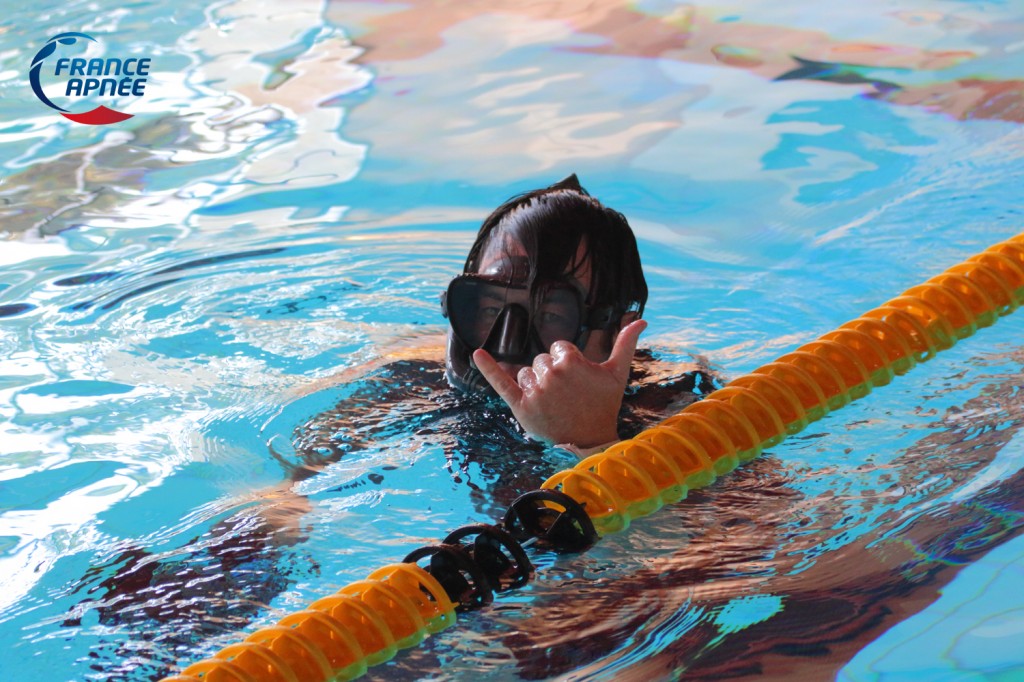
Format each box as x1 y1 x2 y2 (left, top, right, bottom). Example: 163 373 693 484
482 304 543 363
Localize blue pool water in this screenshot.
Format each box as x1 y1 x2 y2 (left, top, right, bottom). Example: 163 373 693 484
2 1 1024 680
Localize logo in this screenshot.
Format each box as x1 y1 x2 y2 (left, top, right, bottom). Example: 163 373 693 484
30 32 151 125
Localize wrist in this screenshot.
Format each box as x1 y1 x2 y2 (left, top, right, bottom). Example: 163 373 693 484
575 424 621 449
555 438 620 459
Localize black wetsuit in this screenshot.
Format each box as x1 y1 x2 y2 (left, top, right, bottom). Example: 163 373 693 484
289 350 719 508
65 349 718 680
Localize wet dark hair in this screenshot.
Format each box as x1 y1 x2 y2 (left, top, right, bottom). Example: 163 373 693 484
444 175 647 394
463 174 647 332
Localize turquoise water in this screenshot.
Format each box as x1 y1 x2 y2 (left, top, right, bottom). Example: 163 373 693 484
2 1 1024 680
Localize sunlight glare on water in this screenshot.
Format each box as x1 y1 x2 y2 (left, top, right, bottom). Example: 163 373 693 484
1 0 1023 680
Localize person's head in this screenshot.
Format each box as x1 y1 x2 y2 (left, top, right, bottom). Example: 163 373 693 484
443 174 648 394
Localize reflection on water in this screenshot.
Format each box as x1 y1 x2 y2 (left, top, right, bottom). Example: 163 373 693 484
1 0 1023 680
479 350 1024 681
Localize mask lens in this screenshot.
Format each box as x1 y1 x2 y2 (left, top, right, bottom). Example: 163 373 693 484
535 286 582 347
447 278 517 348
446 276 584 352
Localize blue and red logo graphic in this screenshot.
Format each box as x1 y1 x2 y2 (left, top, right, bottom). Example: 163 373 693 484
30 32 151 125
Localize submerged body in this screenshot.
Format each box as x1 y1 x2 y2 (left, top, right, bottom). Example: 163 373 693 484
291 347 718 503
68 340 717 678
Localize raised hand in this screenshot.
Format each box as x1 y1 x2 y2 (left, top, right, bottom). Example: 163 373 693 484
472 320 647 448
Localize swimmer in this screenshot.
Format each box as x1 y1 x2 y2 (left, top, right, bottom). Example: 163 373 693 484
443 173 653 454
68 176 717 679
287 174 716 489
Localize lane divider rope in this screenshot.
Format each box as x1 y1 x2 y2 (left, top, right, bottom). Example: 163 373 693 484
162 232 1024 682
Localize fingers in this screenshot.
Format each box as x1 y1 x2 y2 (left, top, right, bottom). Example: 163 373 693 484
602 319 647 384
517 366 537 392
549 339 584 364
472 348 524 407
532 352 554 380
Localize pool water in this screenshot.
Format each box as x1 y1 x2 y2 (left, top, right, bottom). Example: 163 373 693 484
2 1 1024 680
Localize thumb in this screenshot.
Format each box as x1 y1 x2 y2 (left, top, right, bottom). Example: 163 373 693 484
472 348 524 408
602 319 647 384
